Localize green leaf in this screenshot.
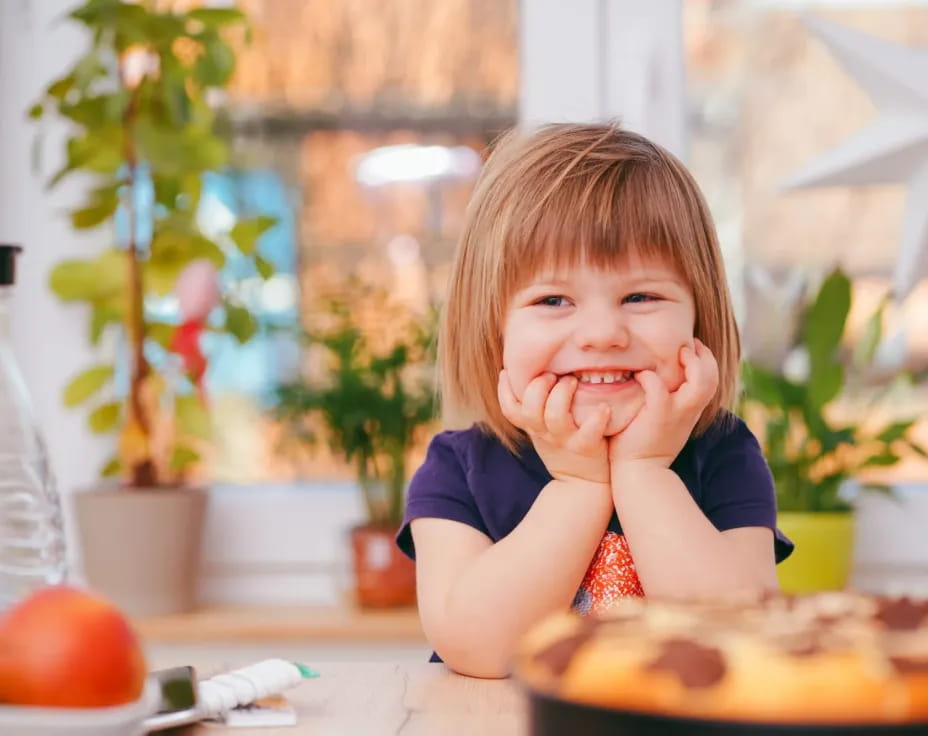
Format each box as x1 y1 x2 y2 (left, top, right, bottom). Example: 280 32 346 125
69 4 112 27
803 269 851 367
861 483 894 497
46 74 75 100
112 2 151 50
741 363 804 408
853 296 887 371
225 304 257 343
876 420 915 444
63 365 114 407
229 216 277 255
50 129 124 185
71 204 113 229
28 103 43 120
71 185 120 229
100 456 122 478
143 11 186 45
255 255 274 280
88 401 121 434
135 119 228 177
146 322 175 349
188 8 247 26
60 94 127 127
170 445 201 472
193 35 236 86
72 52 105 92
175 394 211 439
858 451 901 469
159 64 192 126
806 360 843 409
153 175 182 210
906 440 928 459
179 174 202 212
90 305 122 344
49 250 127 302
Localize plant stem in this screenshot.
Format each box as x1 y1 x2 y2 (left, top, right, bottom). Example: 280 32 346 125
357 457 378 526
121 74 156 487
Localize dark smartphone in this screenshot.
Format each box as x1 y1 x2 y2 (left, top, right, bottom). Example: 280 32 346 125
143 665 203 732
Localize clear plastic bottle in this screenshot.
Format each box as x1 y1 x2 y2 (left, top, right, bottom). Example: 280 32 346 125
0 244 66 610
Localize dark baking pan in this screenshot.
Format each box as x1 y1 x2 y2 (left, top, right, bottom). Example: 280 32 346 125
528 691 928 735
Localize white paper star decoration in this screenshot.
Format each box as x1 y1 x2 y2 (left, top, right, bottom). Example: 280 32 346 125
781 14 928 300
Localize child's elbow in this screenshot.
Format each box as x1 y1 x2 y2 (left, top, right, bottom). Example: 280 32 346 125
445 659 511 679
432 636 512 679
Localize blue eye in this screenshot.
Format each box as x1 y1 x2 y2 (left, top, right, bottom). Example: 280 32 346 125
623 293 657 304
536 295 570 307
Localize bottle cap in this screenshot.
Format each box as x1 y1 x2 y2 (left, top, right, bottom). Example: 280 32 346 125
0 244 22 286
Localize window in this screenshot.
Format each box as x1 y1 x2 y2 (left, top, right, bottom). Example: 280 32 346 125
203 0 518 482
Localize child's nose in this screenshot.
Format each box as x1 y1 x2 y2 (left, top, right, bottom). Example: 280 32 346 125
572 308 631 350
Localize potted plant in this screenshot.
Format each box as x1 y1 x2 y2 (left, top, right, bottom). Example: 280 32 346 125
30 0 275 615
273 279 437 608
740 267 925 593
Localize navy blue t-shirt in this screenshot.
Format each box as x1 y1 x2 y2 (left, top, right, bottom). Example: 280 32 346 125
396 413 793 660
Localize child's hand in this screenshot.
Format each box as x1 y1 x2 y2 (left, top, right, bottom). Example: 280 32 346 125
498 370 611 486
608 339 719 469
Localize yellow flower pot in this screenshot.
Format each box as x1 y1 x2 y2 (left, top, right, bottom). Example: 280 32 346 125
775 511 854 593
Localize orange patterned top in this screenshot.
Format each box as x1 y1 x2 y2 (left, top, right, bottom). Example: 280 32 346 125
572 531 644 615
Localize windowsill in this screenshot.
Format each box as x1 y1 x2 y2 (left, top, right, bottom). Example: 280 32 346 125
133 601 424 644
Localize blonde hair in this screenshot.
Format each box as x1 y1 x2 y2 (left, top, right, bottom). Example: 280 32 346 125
439 122 741 452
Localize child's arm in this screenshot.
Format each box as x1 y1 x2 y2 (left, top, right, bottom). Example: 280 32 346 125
609 340 777 600
412 475 612 679
611 462 778 599
411 371 613 679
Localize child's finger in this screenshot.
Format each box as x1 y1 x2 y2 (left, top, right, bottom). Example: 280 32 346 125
677 343 699 389
699 342 720 395
519 372 557 432
634 369 667 409
543 375 579 437
694 339 720 391
675 343 718 411
570 403 611 450
497 370 524 427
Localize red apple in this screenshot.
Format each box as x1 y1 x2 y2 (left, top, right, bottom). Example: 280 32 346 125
0 585 147 707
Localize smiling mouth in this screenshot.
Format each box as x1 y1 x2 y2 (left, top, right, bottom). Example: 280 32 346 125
570 370 636 385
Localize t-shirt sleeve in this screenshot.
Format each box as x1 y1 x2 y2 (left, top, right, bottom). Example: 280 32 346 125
701 418 794 563
395 432 490 561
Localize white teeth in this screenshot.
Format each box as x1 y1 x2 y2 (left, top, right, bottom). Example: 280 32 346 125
575 370 633 384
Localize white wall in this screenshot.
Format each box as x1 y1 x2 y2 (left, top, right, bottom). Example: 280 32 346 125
0 0 111 574
199 482 367 606
852 485 928 595
519 0 686 159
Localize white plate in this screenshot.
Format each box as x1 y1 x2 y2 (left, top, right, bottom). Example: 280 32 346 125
0 676 161 736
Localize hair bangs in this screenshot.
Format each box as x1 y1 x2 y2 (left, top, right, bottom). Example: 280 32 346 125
498 153 698 302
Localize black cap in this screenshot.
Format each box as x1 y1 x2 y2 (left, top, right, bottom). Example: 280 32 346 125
0 245 22 286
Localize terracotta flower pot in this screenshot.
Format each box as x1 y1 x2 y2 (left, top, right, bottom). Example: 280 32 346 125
349 524 416 608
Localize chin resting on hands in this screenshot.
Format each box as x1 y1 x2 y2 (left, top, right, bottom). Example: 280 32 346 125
498 370 611 486
608 339 719 469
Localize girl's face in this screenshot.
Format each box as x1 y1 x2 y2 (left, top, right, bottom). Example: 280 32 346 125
501 253 697 436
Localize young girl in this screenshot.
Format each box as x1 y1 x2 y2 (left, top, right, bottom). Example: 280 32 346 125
396 123 793 679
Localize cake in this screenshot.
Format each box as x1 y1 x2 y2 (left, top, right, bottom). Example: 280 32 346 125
516 592 928 726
